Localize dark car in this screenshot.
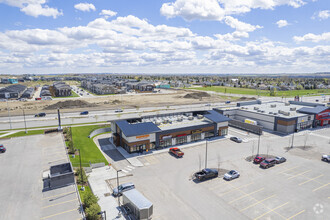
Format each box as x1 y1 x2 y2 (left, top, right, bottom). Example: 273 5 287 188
0 144 6 153
113 182 135 197
80 111 89 115
254 156 265 164
260 158 276 169
230 137 243 143
194 168 218 181
275 156 286 164
225 101 231 104
35 112 46 117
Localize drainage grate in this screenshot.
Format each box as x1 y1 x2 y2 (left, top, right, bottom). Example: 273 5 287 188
104 193 111 197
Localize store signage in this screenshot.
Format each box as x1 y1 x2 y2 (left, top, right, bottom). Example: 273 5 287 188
162 135 172 139
176 134 187 137
318 112 330 117
136 134 149 139
191 129 202 134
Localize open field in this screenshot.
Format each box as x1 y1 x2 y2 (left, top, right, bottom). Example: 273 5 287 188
16 80 80 87
70 125 108 167
188 86 330 97
0 90 241 117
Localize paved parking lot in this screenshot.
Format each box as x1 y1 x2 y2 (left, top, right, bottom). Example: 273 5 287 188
0 133 82 220
110 127 330 219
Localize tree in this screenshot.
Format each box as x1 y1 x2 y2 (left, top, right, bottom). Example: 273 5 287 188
76 167 88 185
68 140 75 154
83 191 99 209
85 203 101 220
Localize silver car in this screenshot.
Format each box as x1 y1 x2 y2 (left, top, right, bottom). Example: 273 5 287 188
224 170 240 180
113 182 135 196
275 156 286 164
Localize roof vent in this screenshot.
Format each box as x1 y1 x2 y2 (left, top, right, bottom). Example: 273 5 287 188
188 116 194 120
254 107 259 110
270 104 276 108
197 114 204 119
261 110 265 113
285 102 290 106
290 107 296 111
269 112 273 114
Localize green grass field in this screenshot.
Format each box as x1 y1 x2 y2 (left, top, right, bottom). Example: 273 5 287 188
0 129 45 138
70 125 108 167
78 185 92 204
188 86 330 97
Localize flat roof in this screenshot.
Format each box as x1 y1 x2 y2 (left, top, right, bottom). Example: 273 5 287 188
123 189 152 209
116 120 161 137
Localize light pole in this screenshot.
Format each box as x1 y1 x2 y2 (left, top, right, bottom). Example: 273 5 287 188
78 149 84 191
257 128 261 156
116 169 122 211
23 109 27 134
205 139 208 168
98 211 106 220
6 98 12 129
291 131 295 148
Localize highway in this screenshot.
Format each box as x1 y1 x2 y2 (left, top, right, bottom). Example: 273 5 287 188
0 94 328 131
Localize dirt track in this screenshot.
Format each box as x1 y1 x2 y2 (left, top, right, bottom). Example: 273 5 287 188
0 90 251 117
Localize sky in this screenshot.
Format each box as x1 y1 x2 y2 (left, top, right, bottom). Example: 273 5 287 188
0 0 329 75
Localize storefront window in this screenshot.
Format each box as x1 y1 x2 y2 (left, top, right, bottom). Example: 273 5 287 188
191 133 201 141
220 128 228 136
205 131 214 138
176 136 187 145
160 138 172 147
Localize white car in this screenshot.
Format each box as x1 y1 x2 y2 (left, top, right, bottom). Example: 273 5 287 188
321 155 330 162
115 109 123 113
223 170 240 180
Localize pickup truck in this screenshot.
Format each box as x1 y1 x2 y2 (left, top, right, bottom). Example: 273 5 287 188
194 168 218 181
322 155 330 162
169 147 184 158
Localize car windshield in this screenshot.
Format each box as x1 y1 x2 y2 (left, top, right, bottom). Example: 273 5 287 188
118 186 123 190
276 157 280 160
229 171 234 174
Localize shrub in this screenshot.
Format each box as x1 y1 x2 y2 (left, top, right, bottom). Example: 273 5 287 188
85 203 101 220
68 140 75 154
76 167 88 185
83 190 99 209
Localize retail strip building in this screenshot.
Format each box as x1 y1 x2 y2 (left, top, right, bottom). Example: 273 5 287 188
111 110 230 153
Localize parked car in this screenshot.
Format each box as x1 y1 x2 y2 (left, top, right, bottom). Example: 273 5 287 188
230 137 242 143
225 101 231 104
321 155 330 162
194 168 218 181
205 103 211 106
169 147 184 158
253 156 265 164
115 109 123 113
223 170 240 181
275 156 286 164
80 111 89 115
0 144 6 153
35 97 42 100
35 112 46 117
113 182 135 197
260 158 276 169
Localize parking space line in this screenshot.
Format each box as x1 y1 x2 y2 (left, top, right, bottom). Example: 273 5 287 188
42 191 76 200
299 175 324 186
208 181 231 190
218 182 254 196
42 199 77 209
240 194 276 212
40 208 77 219
229 188 264 204
313 182 330 192
286 210 305 220
277 166 299 174
288 170 311 180
254 202 289 220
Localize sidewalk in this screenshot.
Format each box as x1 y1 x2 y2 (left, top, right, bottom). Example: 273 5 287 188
88 166 126 220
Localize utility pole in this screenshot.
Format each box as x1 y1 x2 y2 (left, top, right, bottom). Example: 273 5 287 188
23 109 27 134
78 149 84 190
6 98 12 129
257 127 261 156
205 139 208 168
291 131 295 148
116 169 122 215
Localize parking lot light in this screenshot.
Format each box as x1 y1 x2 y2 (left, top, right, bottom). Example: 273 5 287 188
98 211 106 220
116 169 122 210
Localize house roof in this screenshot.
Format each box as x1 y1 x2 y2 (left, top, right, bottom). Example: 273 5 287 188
298 106 329 114
116 120 161 137
204 110 231 123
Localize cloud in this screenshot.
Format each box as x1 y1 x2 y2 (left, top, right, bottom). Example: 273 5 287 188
74 3 96 12
276 20 289 28
312 10 330 20
224 16 262 32
0 0 62 18
293 32 330 43
99 9 117 18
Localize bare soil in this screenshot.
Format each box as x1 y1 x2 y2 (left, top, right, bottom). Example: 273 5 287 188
0 90 236 117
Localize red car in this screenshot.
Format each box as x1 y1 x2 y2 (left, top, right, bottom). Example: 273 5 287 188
0 144 6 153
253 156 265 164
169 147 184 158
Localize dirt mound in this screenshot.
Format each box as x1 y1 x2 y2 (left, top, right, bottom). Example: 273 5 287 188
183 92 211 99
237 97 256 101
44 100 97 110
112 100 121 104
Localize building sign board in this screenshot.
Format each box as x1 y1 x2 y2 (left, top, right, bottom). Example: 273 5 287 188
136 134 149 139
191 129 202 134
162 135 172 140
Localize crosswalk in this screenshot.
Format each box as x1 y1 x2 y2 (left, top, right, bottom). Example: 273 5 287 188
121 165 136 173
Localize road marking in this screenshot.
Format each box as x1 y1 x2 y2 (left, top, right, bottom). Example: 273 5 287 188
42 199 77 209
218 182 254 196
254 202 289 220
208 181 231 190
299 175 324 186
229 188 264 204
40 208 77 219
121 169 129 173
313 182 330 192
42 191 76 200
288 170 311 180
240 194 276 212
278 166 300 174
286 210 305 220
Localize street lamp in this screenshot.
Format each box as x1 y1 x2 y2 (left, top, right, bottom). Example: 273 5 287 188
23 109 27 134
116 169 122 210
97 211 106 220
205 139 208 168
257 127 262 156
291 131 295 148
